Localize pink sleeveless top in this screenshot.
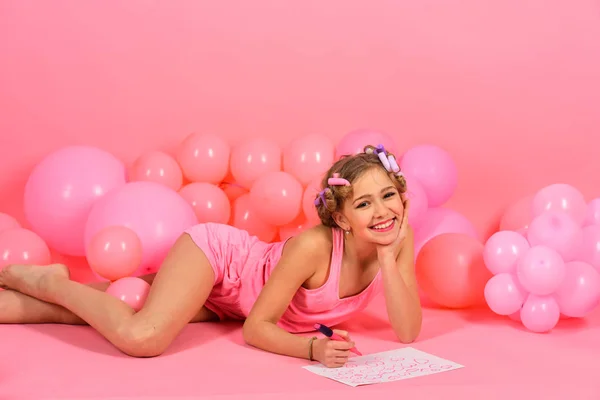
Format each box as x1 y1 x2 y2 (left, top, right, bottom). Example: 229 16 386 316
276 228 383 332
187 223 383 333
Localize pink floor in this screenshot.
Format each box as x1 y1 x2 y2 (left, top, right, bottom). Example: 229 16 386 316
1 295 599 399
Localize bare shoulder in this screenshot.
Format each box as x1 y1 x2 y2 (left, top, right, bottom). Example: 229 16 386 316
280 224 333 264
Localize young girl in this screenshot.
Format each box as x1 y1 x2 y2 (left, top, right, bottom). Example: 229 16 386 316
0 144 422 368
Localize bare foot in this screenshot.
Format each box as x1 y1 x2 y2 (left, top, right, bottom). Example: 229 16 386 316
0 263 70 303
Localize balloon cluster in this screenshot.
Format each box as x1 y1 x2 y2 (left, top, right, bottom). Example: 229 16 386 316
483 184 600 332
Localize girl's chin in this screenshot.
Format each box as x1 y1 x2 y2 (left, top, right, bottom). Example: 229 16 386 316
365 231 398 246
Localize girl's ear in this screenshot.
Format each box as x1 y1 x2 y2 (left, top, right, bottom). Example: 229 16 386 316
332 211 350 231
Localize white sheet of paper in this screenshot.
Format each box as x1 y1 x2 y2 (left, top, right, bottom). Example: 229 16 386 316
302 347 464 387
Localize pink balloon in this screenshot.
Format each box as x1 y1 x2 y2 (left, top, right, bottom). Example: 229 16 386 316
483 231 531 275
577 225 600 271
86 226 143 281
554 261 600 318
583 198 600 227
516 245 565 295
249 171 303 226
278 214 312 241
527 211 583 262
283 134 334 186
301 178 322 226
0 212 20 234
178 183 231 224
402 174 428 230
128 151 183 191
105 277 150 312
484 273 527 315
520 294 560 333
24 146 127 256
0 228 51 270
532 183 587 225
413 207 479 256
335 128 398 160
230 138 281 189
84 182 198 275
499 195 534 234
231 194 278 243
415 233 492 309
175 133 230 184
399 145 457 208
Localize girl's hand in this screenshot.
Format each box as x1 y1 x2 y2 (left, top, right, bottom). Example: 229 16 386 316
376 198 410 263
312 329 355 368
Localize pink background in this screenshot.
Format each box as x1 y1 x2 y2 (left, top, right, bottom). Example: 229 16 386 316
1 1 599 280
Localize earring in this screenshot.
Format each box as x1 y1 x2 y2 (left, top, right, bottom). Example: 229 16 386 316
345 230 350 235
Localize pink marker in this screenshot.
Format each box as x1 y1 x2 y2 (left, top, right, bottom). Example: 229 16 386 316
314 323 363 356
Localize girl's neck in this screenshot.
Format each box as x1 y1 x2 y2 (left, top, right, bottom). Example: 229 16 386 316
342 231 378 267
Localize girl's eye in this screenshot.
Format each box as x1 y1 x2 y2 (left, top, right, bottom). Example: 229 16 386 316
384 192 396 198
356 202 368 209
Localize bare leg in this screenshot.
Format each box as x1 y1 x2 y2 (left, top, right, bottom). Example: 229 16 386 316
0 233 217 357
0 274 217 325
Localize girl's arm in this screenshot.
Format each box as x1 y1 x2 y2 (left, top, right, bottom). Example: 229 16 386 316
242 229 355 365
378 208 423 343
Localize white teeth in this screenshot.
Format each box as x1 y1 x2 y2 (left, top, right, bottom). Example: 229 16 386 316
372 219 394 230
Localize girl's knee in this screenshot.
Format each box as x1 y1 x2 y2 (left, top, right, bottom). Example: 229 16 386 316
116 321 169 358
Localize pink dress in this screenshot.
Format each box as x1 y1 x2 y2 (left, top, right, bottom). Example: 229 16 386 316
184 223 383 333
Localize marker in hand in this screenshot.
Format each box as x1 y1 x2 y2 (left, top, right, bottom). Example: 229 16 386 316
314 323 363 356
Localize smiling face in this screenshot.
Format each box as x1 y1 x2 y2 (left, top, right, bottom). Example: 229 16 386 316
334 167 405 245
313 145 407 241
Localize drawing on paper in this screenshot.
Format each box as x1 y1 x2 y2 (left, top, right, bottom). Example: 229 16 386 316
303 347 464 387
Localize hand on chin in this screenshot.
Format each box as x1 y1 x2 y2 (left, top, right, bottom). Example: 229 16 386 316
375 199 410 262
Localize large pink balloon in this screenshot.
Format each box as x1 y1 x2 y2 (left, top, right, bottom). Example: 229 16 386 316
532 183 587 225
335 128 398 159
178 183 231 224
402 174 429 230
520 294 560 333
554 261 600 318
0 213 20 234
86 225 143 281
400 145 457 207
516 245 565 296
526 211 582 262
0 228 51 270
499 195 534 234
230 138 281 189
283 134 334 186
128 151 183 191
250 171 303 226
484 273 527 315
24 146 127 256
106 277 150 312
175 133 230 184
483 230 531 275
415 233 492 309
84 182 198 275
231 194 278 243
413 207 479 255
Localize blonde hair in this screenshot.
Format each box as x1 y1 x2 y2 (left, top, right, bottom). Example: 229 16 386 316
315 144 407 227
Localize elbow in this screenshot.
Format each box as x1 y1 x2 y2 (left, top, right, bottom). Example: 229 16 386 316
397 331 419 344
242 319 258 346
395 318 422 344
